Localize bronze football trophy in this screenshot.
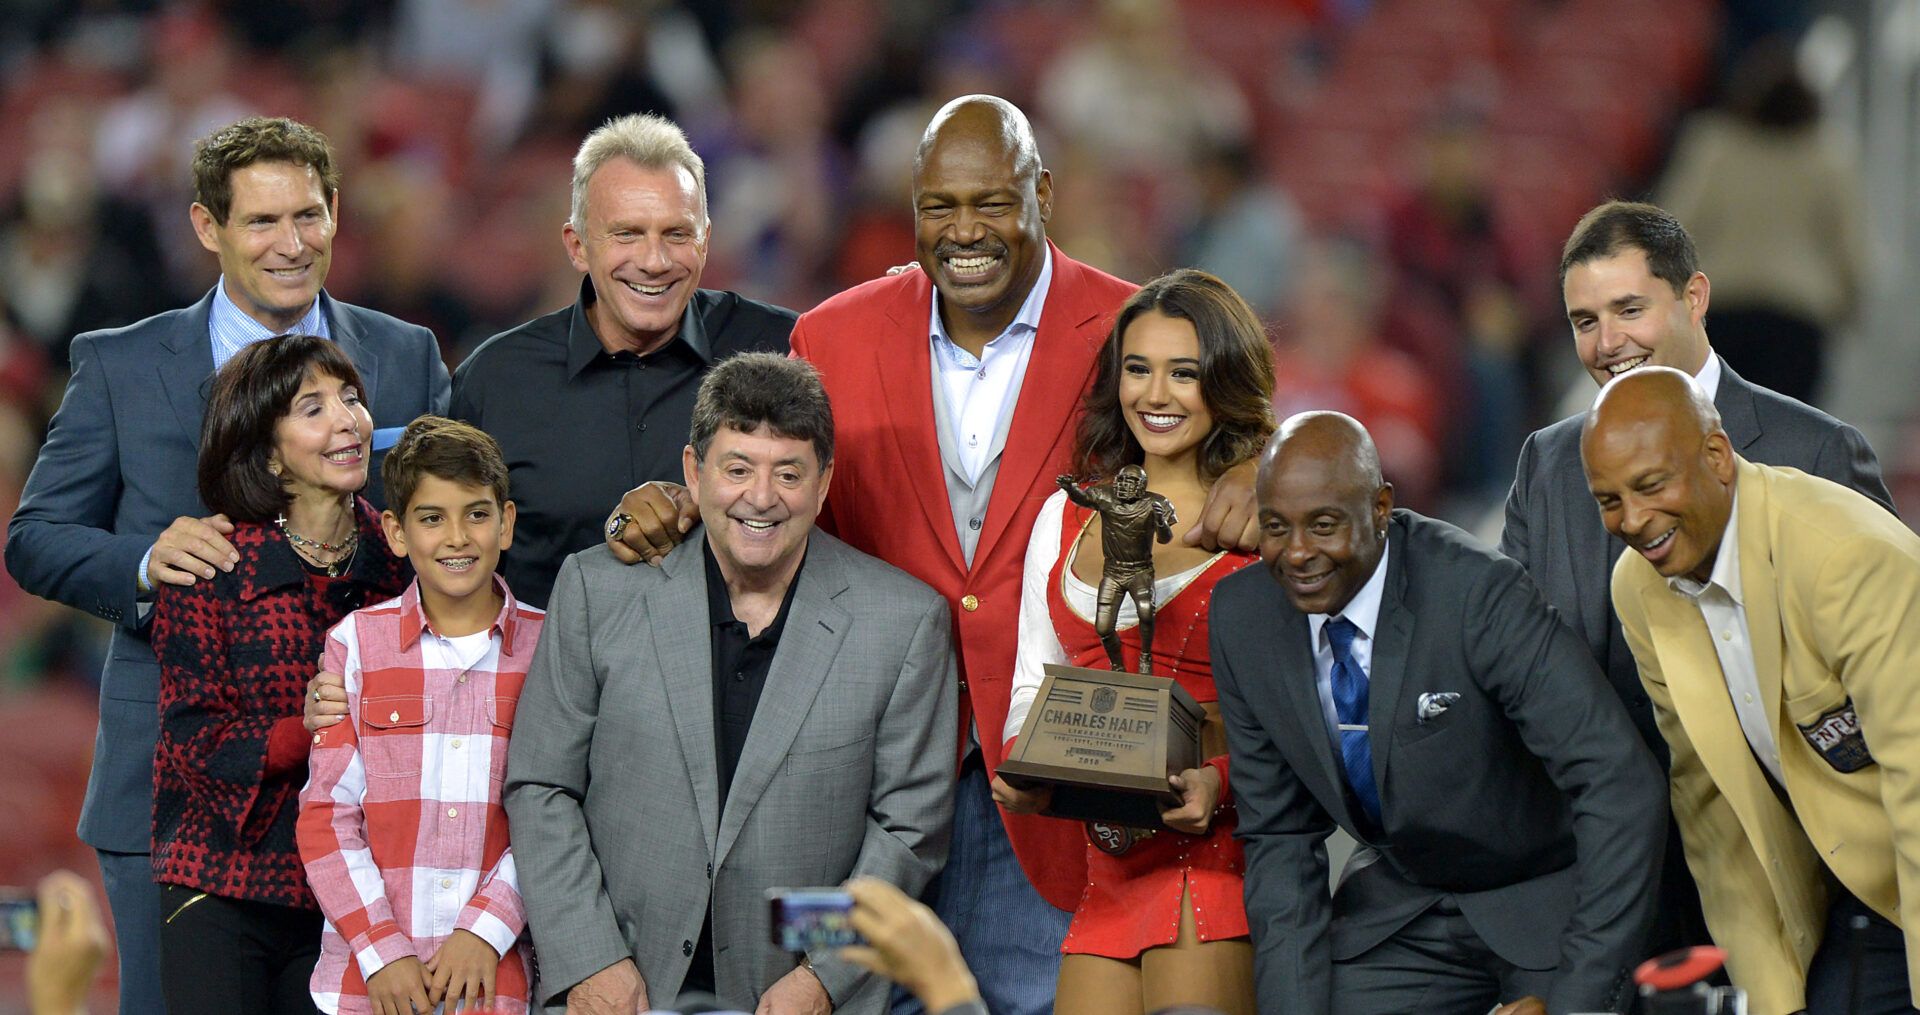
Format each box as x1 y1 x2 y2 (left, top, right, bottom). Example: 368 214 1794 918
997 466 1205 830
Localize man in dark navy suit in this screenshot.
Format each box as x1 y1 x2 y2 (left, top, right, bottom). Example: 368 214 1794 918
5 116 448 1015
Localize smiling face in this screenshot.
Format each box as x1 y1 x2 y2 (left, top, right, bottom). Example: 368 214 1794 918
564 157 709 355
1118 310 1214 468
270 368 372 503
1582 399 1735 583
383 475 515 613
684 423 832 586
1258 444 1392 616
191 161 336 332
1563 248 1711 386
913 121 1051 345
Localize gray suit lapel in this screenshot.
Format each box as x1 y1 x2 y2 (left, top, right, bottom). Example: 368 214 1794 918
714 536 852 866
158 291 217 440
652 536 721 854
1367 533 1415 799
1715 364 1763 453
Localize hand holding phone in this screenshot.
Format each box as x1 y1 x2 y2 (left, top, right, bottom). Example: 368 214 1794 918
767 888 863 954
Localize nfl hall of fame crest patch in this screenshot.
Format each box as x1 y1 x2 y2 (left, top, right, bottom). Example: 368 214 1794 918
1091 686 1118 714
1797 697 1876 773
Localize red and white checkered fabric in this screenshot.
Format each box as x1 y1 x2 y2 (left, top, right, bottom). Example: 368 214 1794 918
298 577 543 1014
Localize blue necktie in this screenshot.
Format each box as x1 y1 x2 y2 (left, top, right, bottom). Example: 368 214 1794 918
1325 617 1383 827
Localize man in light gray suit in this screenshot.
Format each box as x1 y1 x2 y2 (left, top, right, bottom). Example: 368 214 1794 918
506 353 957 1015
1500 200 1893 954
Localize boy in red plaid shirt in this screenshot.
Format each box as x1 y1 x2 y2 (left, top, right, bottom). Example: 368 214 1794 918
298 416 540 1014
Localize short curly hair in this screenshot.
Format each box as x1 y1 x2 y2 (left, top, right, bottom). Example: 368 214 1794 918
191 116 340 225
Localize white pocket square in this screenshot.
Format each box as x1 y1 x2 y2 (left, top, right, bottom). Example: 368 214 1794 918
1416 692 1461 723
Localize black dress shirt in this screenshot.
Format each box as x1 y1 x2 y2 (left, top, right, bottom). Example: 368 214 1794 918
685 539 803 997
451 279 795 607
703 540 803 807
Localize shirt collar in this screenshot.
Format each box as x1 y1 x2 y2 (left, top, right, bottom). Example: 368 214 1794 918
209 277 330 342
1307 540 1392 648
566 276 710 379
928 244 1054 353
1668 488 1741 603
1693 350 1723 402
396 572 525 653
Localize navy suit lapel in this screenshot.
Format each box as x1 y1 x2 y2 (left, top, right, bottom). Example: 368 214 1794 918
323 295 382 402
157 290 217 441
1268 586 1354 828
1367 528 1414 800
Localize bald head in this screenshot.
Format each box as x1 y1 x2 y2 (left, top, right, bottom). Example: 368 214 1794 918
915 95 1042 184
1580 366 1736 582
1257 412 1393 615
1583 366 1720 451
1260 411 1384 495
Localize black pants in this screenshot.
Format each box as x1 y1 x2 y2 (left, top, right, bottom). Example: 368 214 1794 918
159 884 323 1015
1805 886 1916 1015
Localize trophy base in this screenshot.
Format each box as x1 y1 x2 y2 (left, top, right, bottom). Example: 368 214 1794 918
997 765 1179 827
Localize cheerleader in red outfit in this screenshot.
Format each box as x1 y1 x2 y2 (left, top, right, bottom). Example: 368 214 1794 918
993 269 1276 1015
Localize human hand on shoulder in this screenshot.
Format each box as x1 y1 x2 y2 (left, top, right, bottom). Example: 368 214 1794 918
606 482 696 566
1182 460 1260 552
146 514 237 588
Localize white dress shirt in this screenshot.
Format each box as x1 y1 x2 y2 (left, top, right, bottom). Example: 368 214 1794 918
1668 492 1785 785
928 247 1052 485
1306 542 1392 743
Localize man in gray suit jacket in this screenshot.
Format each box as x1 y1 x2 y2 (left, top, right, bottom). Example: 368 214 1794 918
3 116 448 1015
1214 412 1664 1015
506 354 956 1015
1500 200 1893 953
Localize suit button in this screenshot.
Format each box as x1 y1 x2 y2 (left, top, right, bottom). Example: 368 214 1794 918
959 680 968 693
961 594 979 612
706 863 713 879
682 939 694 957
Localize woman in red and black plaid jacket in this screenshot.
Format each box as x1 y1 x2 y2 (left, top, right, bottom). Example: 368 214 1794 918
150 335 408 1013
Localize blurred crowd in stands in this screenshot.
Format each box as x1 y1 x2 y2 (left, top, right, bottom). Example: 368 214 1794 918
0 0 1857 700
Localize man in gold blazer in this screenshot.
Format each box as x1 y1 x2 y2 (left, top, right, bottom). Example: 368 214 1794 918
1582 366 1920 1015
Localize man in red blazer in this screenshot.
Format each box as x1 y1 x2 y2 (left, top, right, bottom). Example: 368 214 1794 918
787 94 1128 1015
792 96 1267 1015
610 95 1257 1014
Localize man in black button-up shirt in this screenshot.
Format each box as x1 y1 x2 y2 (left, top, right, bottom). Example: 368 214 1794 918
451 113 795 606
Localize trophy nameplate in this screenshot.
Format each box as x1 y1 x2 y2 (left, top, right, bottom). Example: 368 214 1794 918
997 663 1205 828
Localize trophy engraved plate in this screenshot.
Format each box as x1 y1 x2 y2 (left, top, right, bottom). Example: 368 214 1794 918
997 663 1205 827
